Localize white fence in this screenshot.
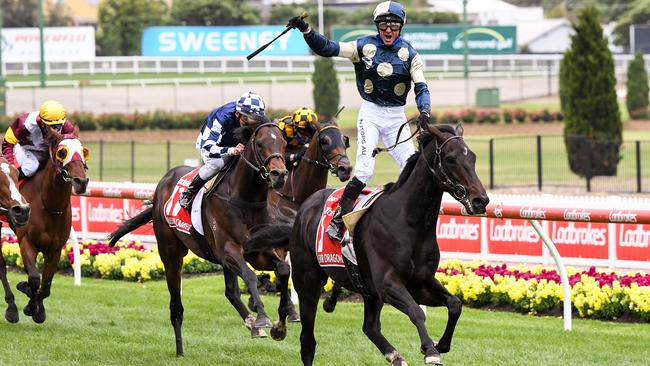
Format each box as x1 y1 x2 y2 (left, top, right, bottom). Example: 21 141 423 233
1 54 640 78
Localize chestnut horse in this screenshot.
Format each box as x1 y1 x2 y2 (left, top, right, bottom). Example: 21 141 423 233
246 124 489 365
0 157 31 323
14 127 89 323
245 123 353 321
108 117 288 356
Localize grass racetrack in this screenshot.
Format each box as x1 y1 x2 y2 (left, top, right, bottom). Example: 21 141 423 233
0 271 648 365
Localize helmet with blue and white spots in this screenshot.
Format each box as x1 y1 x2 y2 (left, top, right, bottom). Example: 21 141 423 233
236 92 266 116
373 1 406 24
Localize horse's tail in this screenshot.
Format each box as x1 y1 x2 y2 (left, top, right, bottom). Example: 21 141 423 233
107 206 154 247
245 219 294 254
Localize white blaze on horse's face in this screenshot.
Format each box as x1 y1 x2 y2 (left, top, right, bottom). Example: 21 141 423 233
55 139 88 166
0 162 27 204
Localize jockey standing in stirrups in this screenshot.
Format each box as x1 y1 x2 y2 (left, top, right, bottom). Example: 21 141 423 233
288 1 432 241
277 107 319 167
178 91 266 210
2 100 75 180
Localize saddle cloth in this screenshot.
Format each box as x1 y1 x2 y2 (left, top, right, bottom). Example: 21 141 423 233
163 167 206 235
315 187 384 268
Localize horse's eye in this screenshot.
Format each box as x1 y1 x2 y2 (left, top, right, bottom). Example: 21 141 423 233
445 155 455 164
343 136 350 148
56 146 68 162
83 147 90 161
320 136 332 146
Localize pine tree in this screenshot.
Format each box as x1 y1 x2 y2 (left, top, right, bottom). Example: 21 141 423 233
626 52 649 119
560 6 622 177
312 57 340 120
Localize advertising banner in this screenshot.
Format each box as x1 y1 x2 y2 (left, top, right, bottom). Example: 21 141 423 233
1 26 95 62
616 224 650 261
331 25 516 54
71 196 153 239
141 26 310 57
437 216 482 253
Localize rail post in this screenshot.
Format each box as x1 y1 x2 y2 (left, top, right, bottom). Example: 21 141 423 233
489 138 494 189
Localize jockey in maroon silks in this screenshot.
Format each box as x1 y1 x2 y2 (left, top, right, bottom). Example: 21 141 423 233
2 100 75 180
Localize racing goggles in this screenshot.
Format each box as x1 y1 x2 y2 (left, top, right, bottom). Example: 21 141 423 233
377 21 402 31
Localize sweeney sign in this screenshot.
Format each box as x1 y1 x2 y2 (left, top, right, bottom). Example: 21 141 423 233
142 26 309 57
331 25 516 54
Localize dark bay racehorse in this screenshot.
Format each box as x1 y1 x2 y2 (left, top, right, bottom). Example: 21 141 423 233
246 124 489 365
108 117 288 356
246 122 352 325
14 127 89 323
0 157 31 323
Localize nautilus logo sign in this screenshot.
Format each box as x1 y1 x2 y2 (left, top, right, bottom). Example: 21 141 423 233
452 28 514 51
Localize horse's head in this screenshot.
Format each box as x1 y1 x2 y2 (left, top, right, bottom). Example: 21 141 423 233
236 115 288 189
422 124 489 215
309 123 352 181
0 160 30 228
47 125 90 195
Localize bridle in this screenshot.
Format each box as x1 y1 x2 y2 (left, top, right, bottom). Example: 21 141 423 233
239 122 285 182
422 133 469 206
300 125 348 176
44 137 88 215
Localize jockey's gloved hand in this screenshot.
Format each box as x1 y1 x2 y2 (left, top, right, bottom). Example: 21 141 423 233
417 111 431 130
288 16 309 32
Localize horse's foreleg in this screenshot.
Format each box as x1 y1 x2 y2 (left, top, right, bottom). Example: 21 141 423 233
383 283 442 365
30 250 61 323
224 250 273 331
0 251 19 323
412 278 462 354
16 241 40 317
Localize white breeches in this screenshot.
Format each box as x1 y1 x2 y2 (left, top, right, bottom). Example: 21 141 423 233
197 148 226 180
15 145 47 177
353 101 416 184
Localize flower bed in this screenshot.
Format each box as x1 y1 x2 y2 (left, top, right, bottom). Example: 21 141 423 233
0 236 220 282
436 260 650 321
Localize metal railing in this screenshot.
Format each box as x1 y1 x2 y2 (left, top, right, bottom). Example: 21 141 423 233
86 135 650 194
2 54 640 78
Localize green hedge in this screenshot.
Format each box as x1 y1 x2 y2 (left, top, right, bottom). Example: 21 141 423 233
0 108 295 132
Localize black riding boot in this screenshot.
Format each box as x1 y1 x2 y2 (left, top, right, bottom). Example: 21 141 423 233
326 177 366 242
179 174 207 210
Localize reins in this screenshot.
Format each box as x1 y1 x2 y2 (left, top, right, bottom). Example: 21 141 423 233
421 133 470 205
372 119 420 157
239 122 285 182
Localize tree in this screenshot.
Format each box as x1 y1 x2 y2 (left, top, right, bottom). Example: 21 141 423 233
171 0 259 26
46 1 75 26
626 52 649 119
560 6 622 177
2 0 75 27
312 57 340 120
2 0 37 27
96 0 169 56
613 0 650 50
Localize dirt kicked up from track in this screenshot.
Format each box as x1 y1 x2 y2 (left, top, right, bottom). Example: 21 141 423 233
79 120 650 142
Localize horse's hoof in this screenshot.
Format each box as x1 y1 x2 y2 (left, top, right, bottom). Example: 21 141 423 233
270 321 286 341
386 351 408 366
322 299 337 313
5 307 19 323
16 282 31 296
287 312 300 323
255 315 273 328
424 354 443 365
251 326 267 338
23 303 35 317
32 306 46 324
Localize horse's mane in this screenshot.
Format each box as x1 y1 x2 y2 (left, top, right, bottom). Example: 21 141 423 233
383 124 457 193
233 114 272 143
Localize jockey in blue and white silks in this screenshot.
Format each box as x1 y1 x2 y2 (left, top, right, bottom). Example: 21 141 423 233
288 0 432 241
178 91 266 210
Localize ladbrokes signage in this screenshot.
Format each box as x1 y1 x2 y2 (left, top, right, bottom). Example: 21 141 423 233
331 25 517 54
